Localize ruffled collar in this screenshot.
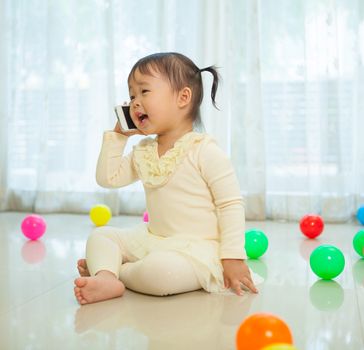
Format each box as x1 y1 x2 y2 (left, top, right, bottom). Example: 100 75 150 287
133 131 206 188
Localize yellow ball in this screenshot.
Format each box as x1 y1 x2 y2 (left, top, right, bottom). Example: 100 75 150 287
262 344 299 350
89 204 112 226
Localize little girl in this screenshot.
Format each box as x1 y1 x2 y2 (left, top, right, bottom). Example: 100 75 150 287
74 52 258 305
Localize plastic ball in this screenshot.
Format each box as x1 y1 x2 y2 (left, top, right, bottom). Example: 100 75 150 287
309 245 345 280
21 214 47 240
353 230 364 257
357 206 364 225
299 214 324 239
89 204 112 226
236 313 293 350
245 229 269 259
143 211 149 222
262 344 298 350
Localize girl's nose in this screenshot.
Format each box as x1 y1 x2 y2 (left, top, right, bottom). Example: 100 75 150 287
131 98 140 108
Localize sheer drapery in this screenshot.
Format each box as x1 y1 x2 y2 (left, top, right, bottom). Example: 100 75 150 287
0 0 363 222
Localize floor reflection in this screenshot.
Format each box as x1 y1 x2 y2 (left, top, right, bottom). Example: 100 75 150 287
309 280 344 311
21 240 46 264
299 238 322 261
74 289 255 349
352 258 364 285
246 258 268 280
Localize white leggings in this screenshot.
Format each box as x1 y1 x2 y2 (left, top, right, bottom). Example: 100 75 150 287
85 227 202 296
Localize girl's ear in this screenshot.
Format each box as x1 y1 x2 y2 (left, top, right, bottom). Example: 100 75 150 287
177 87 192 108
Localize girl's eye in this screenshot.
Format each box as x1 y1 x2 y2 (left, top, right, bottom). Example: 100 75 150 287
142 90 149 94
129 96 135 101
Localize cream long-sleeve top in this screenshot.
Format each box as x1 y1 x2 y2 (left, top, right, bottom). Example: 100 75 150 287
96 131 247 260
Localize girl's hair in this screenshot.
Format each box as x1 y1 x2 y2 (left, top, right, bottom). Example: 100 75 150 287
127 52 219 128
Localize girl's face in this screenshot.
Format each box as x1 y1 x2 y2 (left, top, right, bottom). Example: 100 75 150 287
128 68 181 135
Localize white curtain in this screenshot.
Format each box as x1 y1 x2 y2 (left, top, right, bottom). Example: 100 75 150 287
1 0 363 222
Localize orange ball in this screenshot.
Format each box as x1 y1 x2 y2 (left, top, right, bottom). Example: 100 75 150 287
236 313 293 350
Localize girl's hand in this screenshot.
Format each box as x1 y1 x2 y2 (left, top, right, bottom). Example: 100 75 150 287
221 259 258 295
113 121 144 137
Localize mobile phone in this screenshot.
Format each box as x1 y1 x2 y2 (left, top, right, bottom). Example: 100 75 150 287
114 105 137 130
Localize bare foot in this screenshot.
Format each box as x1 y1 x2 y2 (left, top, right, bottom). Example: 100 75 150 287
77 259 90 277
74 271 125 305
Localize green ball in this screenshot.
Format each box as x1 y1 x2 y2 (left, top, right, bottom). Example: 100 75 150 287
310 245 345 280
353 230 364 258
245 229 269 259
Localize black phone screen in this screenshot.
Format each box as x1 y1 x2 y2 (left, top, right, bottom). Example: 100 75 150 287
122 106 137 129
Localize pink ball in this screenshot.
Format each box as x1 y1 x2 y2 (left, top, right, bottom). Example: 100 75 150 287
21 214 47 240
143 211 149 222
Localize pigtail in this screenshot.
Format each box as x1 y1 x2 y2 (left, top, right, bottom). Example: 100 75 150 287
199 66 220 110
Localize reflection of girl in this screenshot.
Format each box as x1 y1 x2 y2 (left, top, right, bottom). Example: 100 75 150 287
74 52 258 305
75 290 254 350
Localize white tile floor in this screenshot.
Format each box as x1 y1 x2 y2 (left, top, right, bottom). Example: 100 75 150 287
0 212 363 350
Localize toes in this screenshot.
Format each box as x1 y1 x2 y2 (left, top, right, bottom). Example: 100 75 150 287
77 266 89 277
73 277 90 305
77 259 90 277
74 277 88 288
77 259 87 268
75 290 86 304
74 289 83 304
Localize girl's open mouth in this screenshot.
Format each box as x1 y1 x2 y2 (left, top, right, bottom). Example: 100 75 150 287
138 114 148 125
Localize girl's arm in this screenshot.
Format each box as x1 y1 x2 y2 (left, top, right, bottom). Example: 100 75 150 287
95 126 139 188
199 139 257 294
199 139 246 259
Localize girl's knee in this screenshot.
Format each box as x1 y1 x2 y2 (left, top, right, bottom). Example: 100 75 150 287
86 229 106 246
88 226 118 243
120 252 201 296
